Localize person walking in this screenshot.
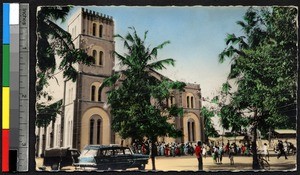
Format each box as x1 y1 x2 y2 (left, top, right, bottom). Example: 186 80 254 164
229 145 235 165
195 141 203 171
214 146 219 164
277 140 288 159
263 143 270 161
219 146 223 164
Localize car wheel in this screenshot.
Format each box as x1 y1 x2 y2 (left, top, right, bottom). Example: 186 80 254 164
138 164 145 170
51 163 59 170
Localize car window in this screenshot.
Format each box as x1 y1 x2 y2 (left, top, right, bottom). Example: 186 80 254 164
81 149 98 157
103 149 113 156
71 151 79 156
115 149 123 155
124 148 132 155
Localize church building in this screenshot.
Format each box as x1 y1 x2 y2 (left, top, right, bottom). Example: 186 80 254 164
36 8 204 156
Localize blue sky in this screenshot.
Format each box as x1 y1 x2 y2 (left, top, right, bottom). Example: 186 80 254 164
62 6 249 99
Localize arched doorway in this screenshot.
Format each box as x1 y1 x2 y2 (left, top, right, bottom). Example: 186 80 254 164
81 107 110 150
183 113 201 143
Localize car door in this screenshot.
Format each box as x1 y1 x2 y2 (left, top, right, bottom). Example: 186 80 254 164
111 147 133 170
123 148 134 169
96 149 111 170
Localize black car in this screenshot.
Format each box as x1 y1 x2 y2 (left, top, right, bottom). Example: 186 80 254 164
43 148 80 170
76 145 149 170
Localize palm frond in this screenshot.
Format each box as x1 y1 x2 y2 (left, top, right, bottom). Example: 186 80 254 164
100 73 121 91
37 37 56 73
40 6 71 22
45 19 74 50
218 51 226 63
147 58 175 70
144 30 149 41
150 41 171 58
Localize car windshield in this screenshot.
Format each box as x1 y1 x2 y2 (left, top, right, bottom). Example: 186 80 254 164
80 149 98 157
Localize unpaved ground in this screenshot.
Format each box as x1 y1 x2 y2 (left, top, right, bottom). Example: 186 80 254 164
36 153 296 172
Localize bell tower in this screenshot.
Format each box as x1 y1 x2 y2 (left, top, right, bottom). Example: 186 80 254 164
63 8 115 150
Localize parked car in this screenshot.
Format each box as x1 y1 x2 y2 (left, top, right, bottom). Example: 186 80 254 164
76 145 149 170
43 147 80 170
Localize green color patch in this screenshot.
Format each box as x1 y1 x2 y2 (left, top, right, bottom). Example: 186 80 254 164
3 45 10 86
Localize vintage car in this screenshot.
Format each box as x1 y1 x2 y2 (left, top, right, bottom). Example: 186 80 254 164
76 145 149 170
43 147 80 170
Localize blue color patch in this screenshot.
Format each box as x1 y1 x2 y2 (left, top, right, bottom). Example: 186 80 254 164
3 3 10 44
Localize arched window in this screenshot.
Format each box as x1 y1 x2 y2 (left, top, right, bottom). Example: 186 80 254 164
96 119 101 144
89 119 94 144
187 122 190 141
191 121 195 141
92 23 96 36
92 50 97 64
187 119 195 142
187 96 190 108
99 25 103 37
169 96 175 106
98 87 102 102
99 51 103 66
191 96 194 108
91 85 96 101
89 115 102 145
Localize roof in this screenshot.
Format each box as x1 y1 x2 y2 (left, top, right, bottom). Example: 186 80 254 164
274 129 296 134
208 136 245 142
83 144 125 150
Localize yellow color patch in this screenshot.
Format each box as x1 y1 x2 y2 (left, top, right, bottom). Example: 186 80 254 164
2 87 10 129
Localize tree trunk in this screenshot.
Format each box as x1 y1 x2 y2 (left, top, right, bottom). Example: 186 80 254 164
150 137 157 171
42 125 47 158
151 156 156 171
268 127 272 147
252 109 260 170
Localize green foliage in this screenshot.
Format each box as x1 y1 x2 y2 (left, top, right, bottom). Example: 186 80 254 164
218 105 248 132
221 82 231 95
37 6 94 98
218 7 297 169
201 107 219 137
218 7 297 132
36 100 62 128
36 6 94 128
211 96 219 104
102 28 186 141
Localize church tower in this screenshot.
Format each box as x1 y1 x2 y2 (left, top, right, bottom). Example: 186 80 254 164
63 8 115 150
37 7 204 155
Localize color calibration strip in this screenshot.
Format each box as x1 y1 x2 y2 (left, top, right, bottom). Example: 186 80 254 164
2 3 10 172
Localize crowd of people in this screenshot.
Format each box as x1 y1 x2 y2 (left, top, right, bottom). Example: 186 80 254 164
127 139 295 171
130 140 252 163
129 139 296 160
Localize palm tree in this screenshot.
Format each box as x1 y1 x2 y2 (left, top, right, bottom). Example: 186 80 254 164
101 27 186 170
